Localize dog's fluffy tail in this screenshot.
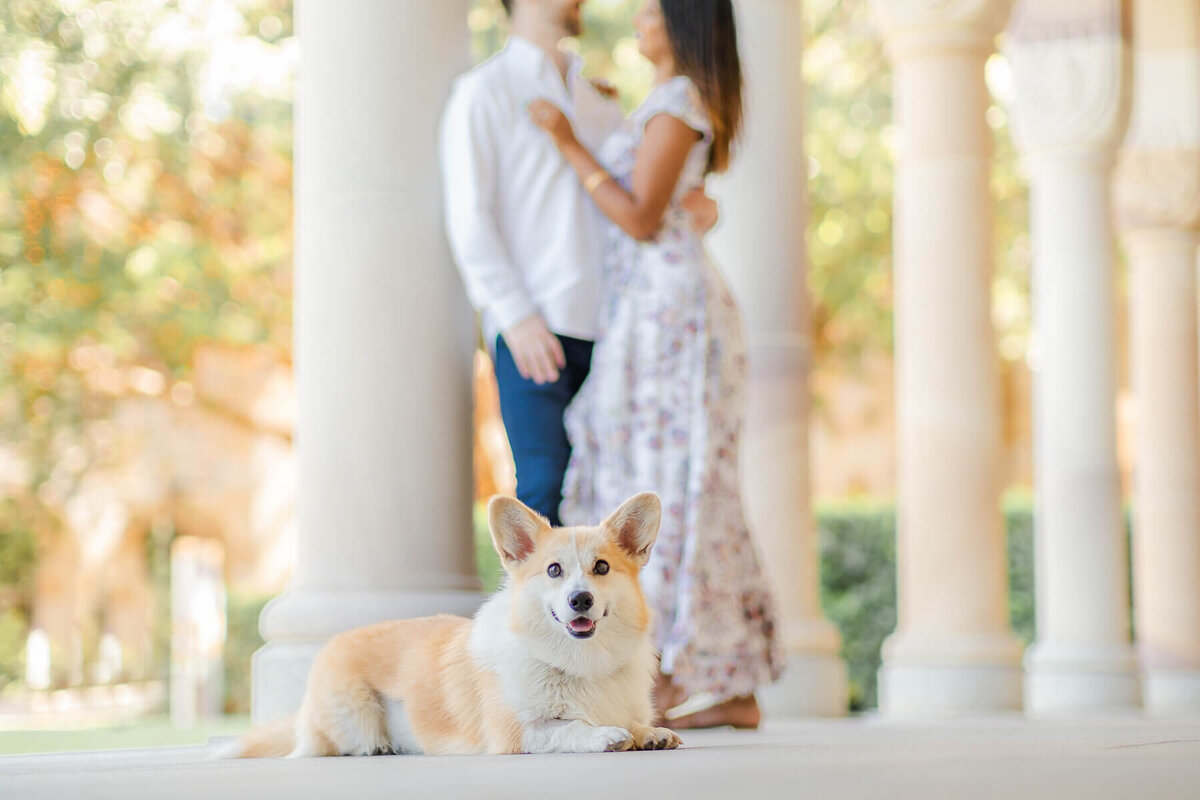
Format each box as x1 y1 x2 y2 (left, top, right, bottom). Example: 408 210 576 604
216 715 296 759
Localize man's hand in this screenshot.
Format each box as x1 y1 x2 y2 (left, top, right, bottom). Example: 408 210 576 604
682 188 719 234
589 78 620 100
502 315 566 385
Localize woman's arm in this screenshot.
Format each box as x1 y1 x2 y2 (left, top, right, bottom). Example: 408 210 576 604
529 100 700 242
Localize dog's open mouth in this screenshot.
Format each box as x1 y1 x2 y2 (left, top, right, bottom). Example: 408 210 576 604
566 616 596 639
551 609 598 639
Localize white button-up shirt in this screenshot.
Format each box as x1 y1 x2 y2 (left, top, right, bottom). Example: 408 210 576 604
440 36 624 345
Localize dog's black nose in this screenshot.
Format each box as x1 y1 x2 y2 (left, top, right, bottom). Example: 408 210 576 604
568 591 594 613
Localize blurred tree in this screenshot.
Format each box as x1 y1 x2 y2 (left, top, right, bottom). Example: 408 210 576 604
804 0 1029 378
804 0 896 369
0 0 295 665
0 0 295 445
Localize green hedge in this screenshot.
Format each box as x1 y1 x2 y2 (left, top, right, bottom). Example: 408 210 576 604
0 501 38 692
224 593 269 714
818 499 1038 710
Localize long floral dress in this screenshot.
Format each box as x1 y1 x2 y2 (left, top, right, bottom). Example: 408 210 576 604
560 76 783 705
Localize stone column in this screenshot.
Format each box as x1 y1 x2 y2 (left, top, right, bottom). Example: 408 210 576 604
1115 0 1200 717
170 537 226 728
709 0 847 717
252 0 482 723
871 0 1025 715
1006 1 1140 714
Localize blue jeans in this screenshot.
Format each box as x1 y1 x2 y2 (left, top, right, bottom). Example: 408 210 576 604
493 334 594 526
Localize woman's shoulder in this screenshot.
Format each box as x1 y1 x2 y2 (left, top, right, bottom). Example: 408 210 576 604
635 75 712 139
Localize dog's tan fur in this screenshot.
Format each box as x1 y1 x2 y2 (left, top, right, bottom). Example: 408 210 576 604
224 493 680 757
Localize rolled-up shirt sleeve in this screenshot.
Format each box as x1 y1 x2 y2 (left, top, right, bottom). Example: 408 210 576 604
440 80 537 334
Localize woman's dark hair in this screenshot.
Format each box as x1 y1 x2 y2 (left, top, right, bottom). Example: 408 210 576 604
501 0 512 14
660 0 743 174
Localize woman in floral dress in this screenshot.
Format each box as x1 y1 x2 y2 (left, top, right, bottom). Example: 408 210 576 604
529 0 782 728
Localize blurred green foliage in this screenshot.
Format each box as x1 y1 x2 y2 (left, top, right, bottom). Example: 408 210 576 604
815 500 896 711
0 501 37 594
0 501 38 689
818 498 1042 711
1 0 294 686
223 592 268 714
0 0 294 525
0 609 29 691
804 0 1029 376
804 0 896 367
475 501 504 593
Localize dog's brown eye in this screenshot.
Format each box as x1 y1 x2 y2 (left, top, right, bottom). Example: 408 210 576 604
594 560 609 576
547 563 562 578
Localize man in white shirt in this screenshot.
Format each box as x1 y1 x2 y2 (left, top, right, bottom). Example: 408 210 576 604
440 0 711 525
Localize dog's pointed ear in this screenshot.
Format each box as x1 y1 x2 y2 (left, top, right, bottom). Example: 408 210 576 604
488 495 551 570
603 492 661 567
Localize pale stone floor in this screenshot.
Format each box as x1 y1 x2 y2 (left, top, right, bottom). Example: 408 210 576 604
2 716 1199 800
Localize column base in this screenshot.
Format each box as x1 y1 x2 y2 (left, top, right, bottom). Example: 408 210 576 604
1144 668 1200 716
879 663 1023 716
251 588 485 723
878 632 1025 716
758 651 848 718
1024 642 1141 715
251 640 326 724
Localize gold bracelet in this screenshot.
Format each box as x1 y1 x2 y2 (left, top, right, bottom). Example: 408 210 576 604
583 169 609 194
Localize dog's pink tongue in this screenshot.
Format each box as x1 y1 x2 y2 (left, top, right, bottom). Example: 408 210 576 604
569 617 595 633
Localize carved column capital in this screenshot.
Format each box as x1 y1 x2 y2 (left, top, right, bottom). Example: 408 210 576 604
871 0 1015 57
1114 150 1200 232
1114 8 1200 233
1006 1 1129 164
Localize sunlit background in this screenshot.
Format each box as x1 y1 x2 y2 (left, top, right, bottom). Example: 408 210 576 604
0 0 1125 752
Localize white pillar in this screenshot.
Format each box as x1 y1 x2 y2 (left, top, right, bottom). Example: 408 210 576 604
871 0 1025 715
710 0 847 717
1116 1 1200 712
170 537 226 728
1006 1 1141 714
252 0 482 723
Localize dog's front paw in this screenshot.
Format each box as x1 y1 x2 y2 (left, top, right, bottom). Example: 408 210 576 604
634 726 682 751
587 726 635 753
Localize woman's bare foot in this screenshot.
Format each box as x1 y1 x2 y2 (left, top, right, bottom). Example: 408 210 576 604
668 694 761 730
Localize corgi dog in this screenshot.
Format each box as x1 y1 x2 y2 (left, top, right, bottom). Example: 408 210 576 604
225 492 681 757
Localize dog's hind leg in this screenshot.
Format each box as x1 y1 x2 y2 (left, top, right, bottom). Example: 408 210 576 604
330 684 392 756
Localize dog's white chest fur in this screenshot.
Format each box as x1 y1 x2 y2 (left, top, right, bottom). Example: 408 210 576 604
469 591 655 731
